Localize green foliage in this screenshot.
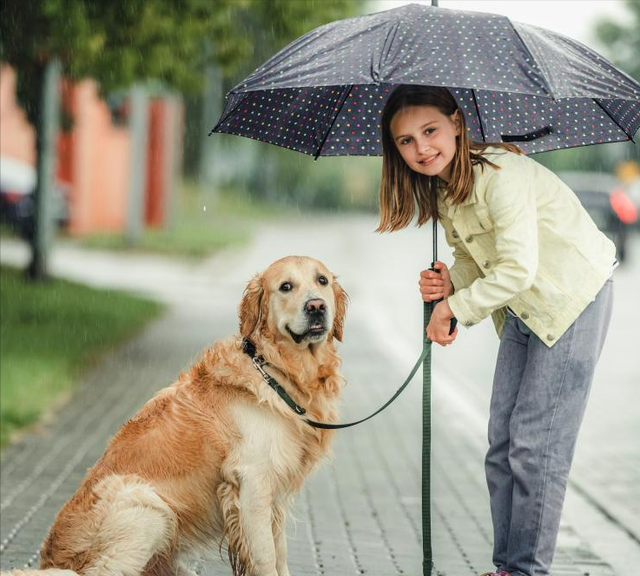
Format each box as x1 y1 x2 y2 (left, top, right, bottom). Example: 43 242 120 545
594 0 640 82
0 0 365 125
0 265 163 448
535 1 640 174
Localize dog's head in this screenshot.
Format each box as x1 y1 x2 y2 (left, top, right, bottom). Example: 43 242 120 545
239 256 348 346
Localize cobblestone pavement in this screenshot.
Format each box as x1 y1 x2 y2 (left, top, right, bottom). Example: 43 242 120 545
1 217 638 575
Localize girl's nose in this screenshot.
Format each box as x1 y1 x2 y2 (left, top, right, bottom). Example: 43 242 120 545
417 139 430 155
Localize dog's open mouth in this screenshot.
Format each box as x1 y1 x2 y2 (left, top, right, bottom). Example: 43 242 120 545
286 322 327 343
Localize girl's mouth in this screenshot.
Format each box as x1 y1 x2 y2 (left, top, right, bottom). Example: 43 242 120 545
419 153 439 166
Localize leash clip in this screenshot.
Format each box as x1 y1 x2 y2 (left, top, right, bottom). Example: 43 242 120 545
252 355 271 381
243 338 308 418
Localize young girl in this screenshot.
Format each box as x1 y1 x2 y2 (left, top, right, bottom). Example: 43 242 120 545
378 85 616 576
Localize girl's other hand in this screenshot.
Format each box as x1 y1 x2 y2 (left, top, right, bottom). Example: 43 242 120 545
419 261 453 302
426 298 458 346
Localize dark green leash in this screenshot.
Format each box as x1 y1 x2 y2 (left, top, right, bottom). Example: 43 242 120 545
242 337 431 430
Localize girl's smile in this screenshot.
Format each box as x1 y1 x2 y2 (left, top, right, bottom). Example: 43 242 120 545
390 105 460 182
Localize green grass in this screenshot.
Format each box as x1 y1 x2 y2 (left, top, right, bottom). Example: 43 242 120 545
0 265 164 449
77 180 295 258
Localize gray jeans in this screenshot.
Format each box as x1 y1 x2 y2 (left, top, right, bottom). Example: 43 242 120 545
485 277 614 576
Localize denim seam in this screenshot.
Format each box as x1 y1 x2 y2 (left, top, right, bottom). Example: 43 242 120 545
528 326 576 575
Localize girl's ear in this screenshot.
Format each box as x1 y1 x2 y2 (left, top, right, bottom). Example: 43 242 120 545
331 280 349 342
239 273 265 338
453 109 462 136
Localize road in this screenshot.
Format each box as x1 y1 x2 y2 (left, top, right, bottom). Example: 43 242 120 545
234 213 640 575
1 217 639 575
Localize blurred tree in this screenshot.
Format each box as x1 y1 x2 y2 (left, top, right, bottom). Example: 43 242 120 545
0 0 364 171
537 1 640 175
184 0 366 188
0 0 253 125
0 0 365 277
594 0 640 82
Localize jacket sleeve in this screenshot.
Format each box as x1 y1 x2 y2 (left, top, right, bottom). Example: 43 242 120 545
447 159 539 326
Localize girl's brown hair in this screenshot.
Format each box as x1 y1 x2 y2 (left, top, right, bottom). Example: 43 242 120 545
377 85 523 233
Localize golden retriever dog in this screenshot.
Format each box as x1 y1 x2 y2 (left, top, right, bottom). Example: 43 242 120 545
4 256 347 576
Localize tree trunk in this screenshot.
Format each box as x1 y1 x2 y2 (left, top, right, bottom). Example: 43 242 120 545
27 59 61 282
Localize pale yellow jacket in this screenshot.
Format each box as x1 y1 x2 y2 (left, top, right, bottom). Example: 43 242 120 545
442 146 616 347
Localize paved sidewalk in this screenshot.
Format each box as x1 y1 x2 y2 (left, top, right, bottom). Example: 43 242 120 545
1 225 637 575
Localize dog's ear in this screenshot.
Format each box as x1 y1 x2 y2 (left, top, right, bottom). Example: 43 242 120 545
239 273 265 338
331 280 349 342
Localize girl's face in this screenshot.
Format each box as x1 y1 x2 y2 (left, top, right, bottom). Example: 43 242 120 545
390 105 461 182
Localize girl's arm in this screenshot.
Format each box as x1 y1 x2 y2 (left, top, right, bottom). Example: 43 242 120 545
447 160 538 327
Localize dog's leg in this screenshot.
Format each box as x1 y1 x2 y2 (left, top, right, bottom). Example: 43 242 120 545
219 474 278 576
272 505 291 576
40 475 178 576
238 475 279 576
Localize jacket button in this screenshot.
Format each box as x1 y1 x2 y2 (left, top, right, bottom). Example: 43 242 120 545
547 334 555 341
483 260 491 268
521 311 529 320
465 235 473 243
452 230 459 239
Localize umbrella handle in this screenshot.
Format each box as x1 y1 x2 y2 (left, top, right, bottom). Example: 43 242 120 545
429 263 457 335
430 220 456 334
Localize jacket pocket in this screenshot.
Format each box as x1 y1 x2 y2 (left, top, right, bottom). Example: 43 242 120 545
473 204 494 233
521 273 570 324
458 204 494 235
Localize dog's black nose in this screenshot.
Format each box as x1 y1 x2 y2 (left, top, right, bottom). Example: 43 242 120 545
305 299 326 314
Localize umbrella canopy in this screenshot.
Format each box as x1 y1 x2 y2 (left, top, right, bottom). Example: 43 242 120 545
212 3 640 157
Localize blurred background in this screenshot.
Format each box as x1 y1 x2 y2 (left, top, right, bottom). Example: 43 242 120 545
1 2 639 573
1 0 639 463
1 0 638 263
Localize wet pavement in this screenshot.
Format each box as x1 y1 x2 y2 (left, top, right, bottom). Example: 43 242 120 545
1 216 639 575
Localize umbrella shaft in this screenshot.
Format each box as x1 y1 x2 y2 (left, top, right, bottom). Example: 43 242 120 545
423 301 433 575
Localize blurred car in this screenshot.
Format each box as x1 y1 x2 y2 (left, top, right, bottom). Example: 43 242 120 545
0 156 71 240
557 171 637 263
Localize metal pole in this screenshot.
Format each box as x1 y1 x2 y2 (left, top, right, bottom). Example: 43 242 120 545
28 58 61 281
125 84 149 246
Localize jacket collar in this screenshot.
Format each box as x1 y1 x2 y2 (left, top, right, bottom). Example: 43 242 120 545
438 160 487 206
438 170 479 220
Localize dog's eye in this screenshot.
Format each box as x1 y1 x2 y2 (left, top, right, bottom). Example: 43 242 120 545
318 275 328 286
279 282 293 292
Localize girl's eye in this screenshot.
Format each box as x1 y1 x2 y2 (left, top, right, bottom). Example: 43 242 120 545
425 128 435 135
318 275 328 286
280 282 292 292
400 137 411 145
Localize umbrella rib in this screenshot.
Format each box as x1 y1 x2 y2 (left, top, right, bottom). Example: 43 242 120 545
593 98 636 143
471 89 487 143
208 92 248 136
507 21 555 99
314 85 354 160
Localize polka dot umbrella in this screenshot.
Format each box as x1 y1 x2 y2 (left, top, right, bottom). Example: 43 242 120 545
211 3 640 157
